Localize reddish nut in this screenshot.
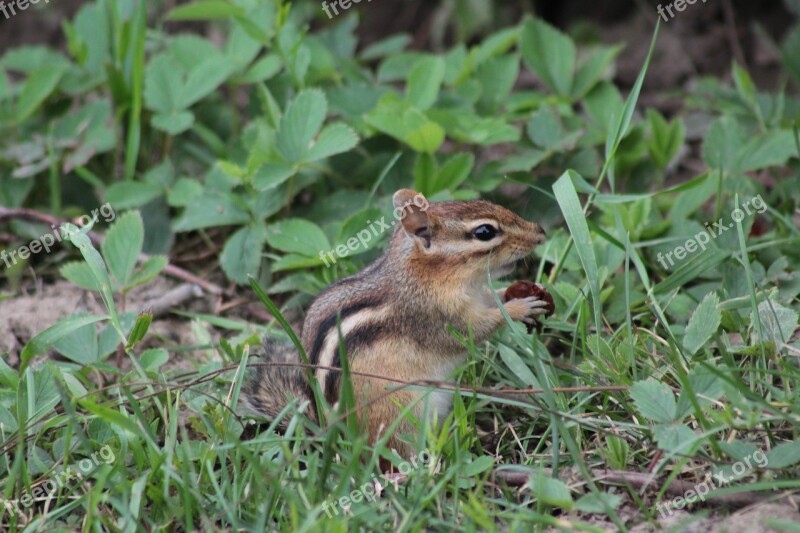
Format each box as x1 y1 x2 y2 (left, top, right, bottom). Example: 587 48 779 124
504 280 555 332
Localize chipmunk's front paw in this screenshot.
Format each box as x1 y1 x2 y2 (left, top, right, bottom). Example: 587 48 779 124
503 296 551 324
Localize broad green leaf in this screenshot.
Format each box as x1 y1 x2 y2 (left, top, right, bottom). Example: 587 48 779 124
575 493 622 514
751 299 798 346
54 322 99 365
431 153 474 194
736 130 796 172
683 292 721 355
571 45 622 99
15 64 67 123
266 219 330 257
239 54 282 84
475 55 519 113
406 56 445 110
702 116 744 170
630 380 676 423
181 55 234 108
166 1 245 20
765 442 800 469
365 93 445 153
144 54 183 114
652 423 699 454
360 34 412 60
20 314 108 368
61 261 100 291
128 256 168 289
520 18 576 97
167 178 203 207
102 211 144 288
335 208 385 256
647 110 685 169
140 349 169 371
173 191 250 231
252 163 295 191
528 473 574 510
782 26 800 84
304 122 359 163
427 107 518 146
221 224 267 284
152 111 195 135
105 182 163 210
276 89 327 163
461 455 495 477
498 345 539 389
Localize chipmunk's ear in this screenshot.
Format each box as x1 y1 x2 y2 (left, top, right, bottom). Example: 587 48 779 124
393 189 435 248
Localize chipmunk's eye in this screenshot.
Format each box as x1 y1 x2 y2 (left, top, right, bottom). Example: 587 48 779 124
472 224 498 241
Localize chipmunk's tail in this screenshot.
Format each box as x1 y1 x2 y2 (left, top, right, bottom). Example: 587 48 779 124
240 339 318 428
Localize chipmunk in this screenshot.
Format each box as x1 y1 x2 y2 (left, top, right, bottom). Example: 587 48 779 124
242 189 548 459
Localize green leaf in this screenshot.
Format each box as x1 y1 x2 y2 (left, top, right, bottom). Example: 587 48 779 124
266 219 330 257
751 299 798 347
497 345 539 388
406 56 445 110
427 107 518 146
528 473 574 510
736 130 797 172
646 109 685 169
765 442 800 469
239 54 282 84
166 1 245 20
431 152 474 194
335 208 385 256
252 163 296 191
140 348 169 371
461 455 495 477
527 105 580 152
144 54 183 114
15 64 67 123
553 171 602 328
61 261 100 291
54 321 99 365
105 182 163 210
571 45 622 99
304 122 359 163
575 493 622 514
781 26 800 85
152 111 195 135
520 18 576 97
652 423 699 454
630 380 676 423
683 292 721 355
221 224 267 284
475 55 519 114
102 211 144 289
365 93 445 153
128 256 168 289
172 191 250 231
702 116 744 170
20 314 108 369
62 223 123 340
361 34 412 61
276 89 327 163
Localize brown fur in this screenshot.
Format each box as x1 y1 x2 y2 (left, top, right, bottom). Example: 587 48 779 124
243 189 546 458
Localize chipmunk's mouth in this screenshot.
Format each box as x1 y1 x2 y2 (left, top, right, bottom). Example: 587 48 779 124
491 261 516 279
